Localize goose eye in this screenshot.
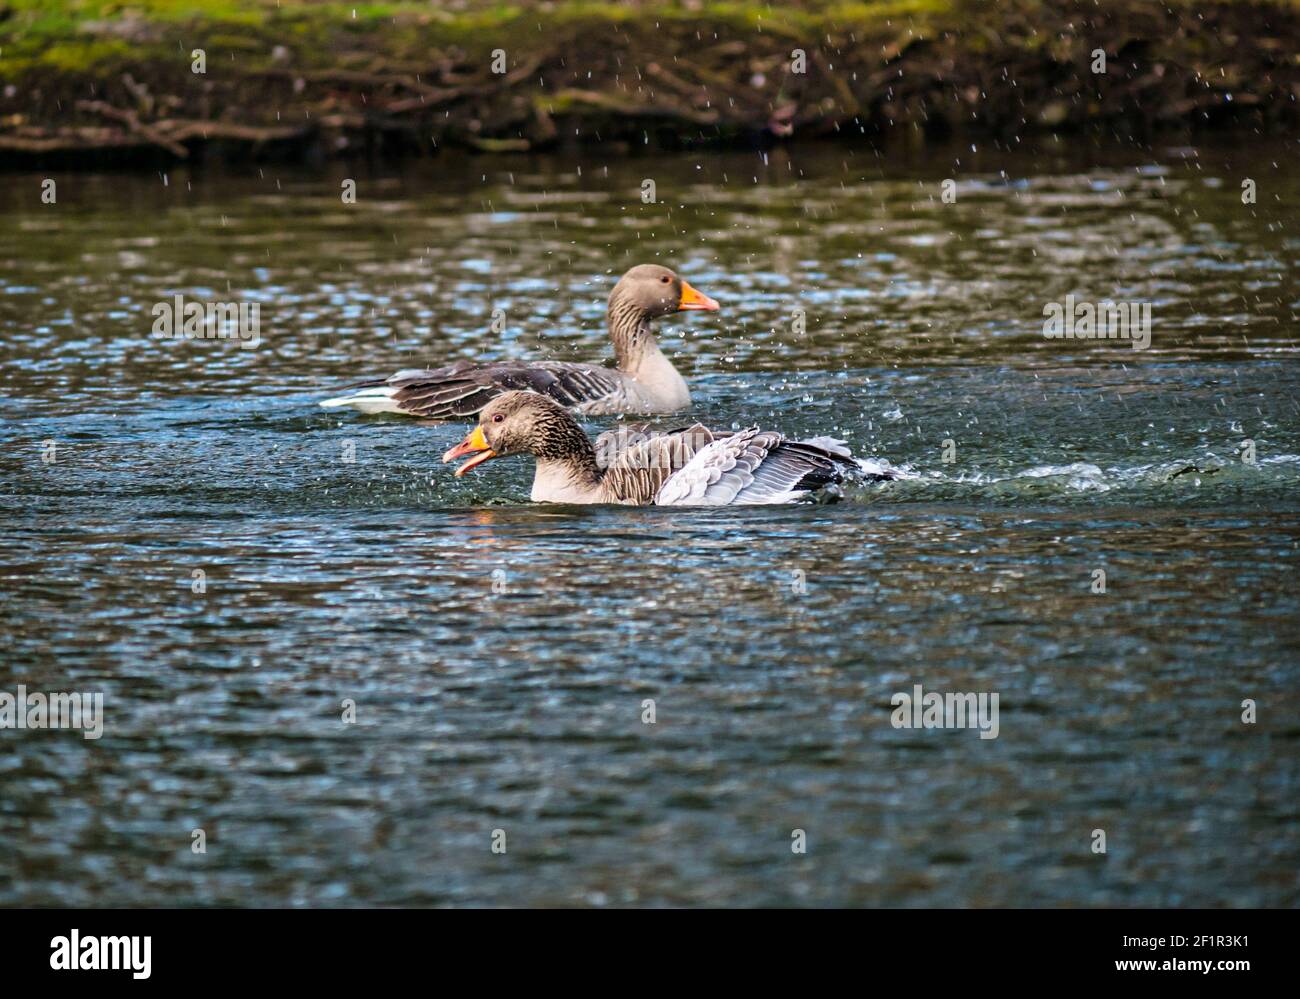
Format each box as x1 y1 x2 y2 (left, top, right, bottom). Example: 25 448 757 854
660 275 671 283
492 413 505 423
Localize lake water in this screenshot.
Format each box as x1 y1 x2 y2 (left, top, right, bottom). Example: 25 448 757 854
1 136 1297 906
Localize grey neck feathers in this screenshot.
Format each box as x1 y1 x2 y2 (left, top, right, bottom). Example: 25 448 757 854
608 295 659 371
532 411 601 486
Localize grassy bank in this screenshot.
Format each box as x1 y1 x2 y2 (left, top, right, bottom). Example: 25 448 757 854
1 0 1297 167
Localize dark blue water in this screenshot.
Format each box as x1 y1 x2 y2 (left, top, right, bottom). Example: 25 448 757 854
1 139 1297 905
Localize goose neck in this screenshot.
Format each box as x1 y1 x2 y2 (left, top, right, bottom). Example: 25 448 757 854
608 297 657 370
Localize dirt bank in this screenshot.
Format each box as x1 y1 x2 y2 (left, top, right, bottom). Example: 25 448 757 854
1 1 1297 169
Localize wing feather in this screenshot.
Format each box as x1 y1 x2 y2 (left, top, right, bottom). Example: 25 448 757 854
327 360 628 420
655 432 865 506
655 428 778 506
598 424 718 503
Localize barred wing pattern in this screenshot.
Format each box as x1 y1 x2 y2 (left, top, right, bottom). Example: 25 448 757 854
591 422 716 471
597 424 721 503
348 360 628 420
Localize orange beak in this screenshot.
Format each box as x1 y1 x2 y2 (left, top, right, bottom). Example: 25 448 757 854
442 425 497 477
677 280 720 312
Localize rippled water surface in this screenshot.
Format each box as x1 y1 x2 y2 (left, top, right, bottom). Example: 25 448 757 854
2 137 1298 906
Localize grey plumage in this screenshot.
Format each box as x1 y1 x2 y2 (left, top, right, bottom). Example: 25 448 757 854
349 359 628 421
654 429 858 506
321 264 717 420
444 392 894 506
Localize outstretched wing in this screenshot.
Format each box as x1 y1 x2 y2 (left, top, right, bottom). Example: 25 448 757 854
592 421 719 470
598 424 719 503
654 428 780 506
655 431 858 506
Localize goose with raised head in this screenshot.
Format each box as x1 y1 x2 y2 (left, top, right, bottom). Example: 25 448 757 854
442 391 896 506
320 264 718 420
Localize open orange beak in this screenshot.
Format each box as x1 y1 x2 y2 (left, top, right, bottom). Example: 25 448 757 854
442 425 497 477
677 280 720 312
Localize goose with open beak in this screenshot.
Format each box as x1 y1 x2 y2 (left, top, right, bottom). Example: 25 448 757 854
443 391 897 506
321 264 719 420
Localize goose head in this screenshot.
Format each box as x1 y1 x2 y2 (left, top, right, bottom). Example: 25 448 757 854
610 264 719 320
442 391 592 477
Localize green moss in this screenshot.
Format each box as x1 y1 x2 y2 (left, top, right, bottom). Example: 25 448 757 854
0 0 1293 116
203 34 268 52
0 0 962 75
15 38 134 73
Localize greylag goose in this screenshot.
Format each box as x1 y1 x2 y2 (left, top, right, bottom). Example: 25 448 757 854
442 391 894 505
319 264 719 419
